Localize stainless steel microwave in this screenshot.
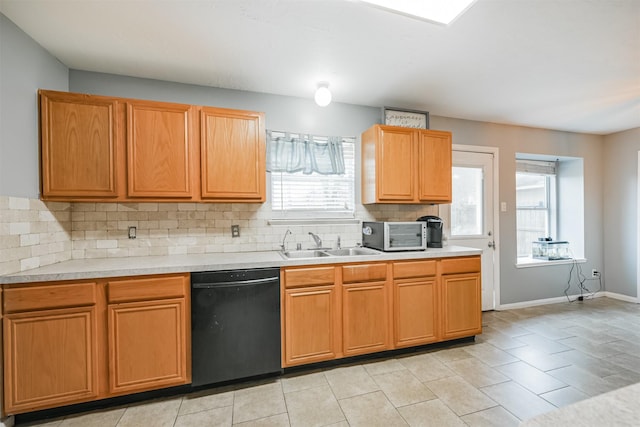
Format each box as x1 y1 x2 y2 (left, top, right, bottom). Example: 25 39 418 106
361 221 427 252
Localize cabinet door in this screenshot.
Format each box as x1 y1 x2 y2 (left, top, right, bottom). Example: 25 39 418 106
441 273 482 339
418 130 452 203
284 285 340 367
108 298 188 394
126 101 194 198
342 282 390 356
201 108 265 202
3 307 99 414
40 90 118 199
377 126 416 202
394 278 439 347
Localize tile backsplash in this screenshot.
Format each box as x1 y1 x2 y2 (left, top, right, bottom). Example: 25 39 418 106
0 196 437 275
0 197 72 275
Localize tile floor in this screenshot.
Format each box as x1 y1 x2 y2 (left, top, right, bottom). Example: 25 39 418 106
19 297 640 427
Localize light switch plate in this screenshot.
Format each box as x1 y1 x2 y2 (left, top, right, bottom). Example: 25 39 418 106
501 202 507 212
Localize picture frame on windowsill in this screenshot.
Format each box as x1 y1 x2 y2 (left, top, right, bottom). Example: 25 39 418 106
382 107 429 129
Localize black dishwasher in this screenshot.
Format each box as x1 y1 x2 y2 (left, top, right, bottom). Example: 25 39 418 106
191 267 281 387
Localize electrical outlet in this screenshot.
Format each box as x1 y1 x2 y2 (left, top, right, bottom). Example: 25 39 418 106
231 225 240 238
128 226 137 239
592 269 600 278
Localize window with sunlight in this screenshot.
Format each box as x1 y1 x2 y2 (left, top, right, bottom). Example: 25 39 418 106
516 159 557 258
270 133 355 220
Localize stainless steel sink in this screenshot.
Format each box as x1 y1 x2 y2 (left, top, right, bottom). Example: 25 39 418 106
281 250 331 259
279 247 380 259
324 247 381 256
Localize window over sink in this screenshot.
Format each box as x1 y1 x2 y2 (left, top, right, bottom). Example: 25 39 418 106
268 131 355 220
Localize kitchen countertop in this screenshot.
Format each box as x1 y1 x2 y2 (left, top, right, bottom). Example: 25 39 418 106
0 245 481 284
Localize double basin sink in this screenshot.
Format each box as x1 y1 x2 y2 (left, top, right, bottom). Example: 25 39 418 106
280 247 381 259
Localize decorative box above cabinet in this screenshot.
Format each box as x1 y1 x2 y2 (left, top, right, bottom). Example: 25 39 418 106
40 90 119 199
38 90 266 203
361 124 452 204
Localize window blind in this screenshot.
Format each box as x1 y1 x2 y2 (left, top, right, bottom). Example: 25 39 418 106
516 159 557 175
270 134 355 219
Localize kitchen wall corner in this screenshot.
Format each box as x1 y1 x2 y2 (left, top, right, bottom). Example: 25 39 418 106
0 196 71 275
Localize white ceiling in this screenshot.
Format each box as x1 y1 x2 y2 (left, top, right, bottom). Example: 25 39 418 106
1 0 639 135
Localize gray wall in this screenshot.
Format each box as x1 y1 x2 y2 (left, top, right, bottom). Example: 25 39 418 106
603 127 640 298
431 116 605 304
0 13 68 198
69 71 380 139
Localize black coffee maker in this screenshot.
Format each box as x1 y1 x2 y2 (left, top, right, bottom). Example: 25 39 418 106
417 215 443 248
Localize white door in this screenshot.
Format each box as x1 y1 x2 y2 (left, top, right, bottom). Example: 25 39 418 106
441 149 498 311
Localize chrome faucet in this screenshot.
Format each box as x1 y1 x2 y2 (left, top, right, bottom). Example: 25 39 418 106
281 229 292 251
308 232 322 248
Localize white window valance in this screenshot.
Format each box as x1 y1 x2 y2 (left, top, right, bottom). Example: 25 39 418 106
267 130 347 175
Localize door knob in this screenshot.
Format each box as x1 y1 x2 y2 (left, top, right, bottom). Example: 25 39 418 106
488 241 495 248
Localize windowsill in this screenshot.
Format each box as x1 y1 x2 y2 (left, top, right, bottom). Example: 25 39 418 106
516 257 586 268
268 218 361 226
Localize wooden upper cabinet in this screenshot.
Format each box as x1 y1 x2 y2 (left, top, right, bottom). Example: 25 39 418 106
200 107 265 202
418 130 452 203
361 124 452 204
40 90 118 199
126 101 195 198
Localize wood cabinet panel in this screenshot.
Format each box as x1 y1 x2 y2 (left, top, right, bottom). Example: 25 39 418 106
283 285 340 366
40 90 118 198
200 108 265 201
107 274 187 304
342 263 387 284
4 282 97 313
342 282 390 356
440 257 481 275
284 266 336 288
394 278 439 347
418 131 452 203
441 273 482 339
393 260 437 279
126 101 194 198
3 306 99 413
108 298 188 394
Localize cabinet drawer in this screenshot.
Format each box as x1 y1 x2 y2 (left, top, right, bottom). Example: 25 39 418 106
284 267 335 288
440 256 481 275
393 260 437 279
107 274 188 304
4 282 97 313
342 264 387 284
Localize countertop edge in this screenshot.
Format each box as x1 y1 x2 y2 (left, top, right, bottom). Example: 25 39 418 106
1 246 482 284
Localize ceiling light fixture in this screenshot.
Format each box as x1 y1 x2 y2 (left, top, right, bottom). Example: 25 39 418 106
359 0 477 25
314 82 332 107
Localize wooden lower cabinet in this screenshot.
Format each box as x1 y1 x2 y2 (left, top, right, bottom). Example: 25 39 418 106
2 273 191 415
3 306 99 414
2 281 100 414
441 257 482 339
283 285 340 366
342 281 390 356
281 256 481 368
441 273 482 339
393 260 439 348
394 278 439 347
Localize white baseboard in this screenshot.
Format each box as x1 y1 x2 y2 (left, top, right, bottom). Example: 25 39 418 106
497 292 606 311
602 291 639 303
1 416 14 427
